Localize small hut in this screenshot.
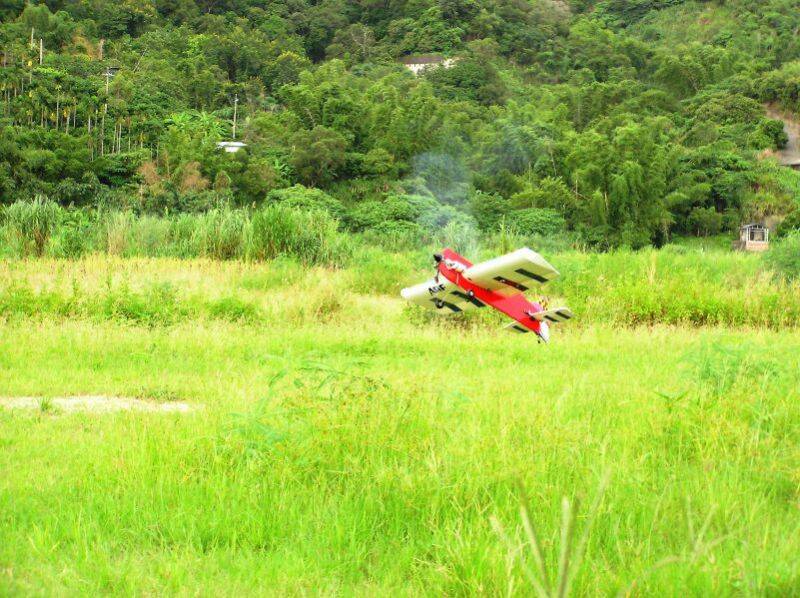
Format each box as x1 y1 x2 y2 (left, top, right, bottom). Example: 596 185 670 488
216 141 247 153
400 55 457 75
733 223 769 252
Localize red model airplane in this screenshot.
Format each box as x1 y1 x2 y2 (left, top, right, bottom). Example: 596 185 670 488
401 247 573 342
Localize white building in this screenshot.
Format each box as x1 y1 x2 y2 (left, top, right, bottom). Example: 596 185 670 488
400 55 457 76
216 141 247 153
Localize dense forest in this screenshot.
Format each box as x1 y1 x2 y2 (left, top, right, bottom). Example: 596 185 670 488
2 0 800 248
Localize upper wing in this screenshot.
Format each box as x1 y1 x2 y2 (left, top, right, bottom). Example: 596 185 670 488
401 277 486 313
464 247 559 294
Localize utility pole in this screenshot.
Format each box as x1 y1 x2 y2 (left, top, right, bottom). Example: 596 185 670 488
232 94 239 140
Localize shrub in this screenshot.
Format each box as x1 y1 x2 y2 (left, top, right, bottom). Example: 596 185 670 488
345 194 457 235
129 215 173 256
266 185 345 220
765 231 800 281
51 209 96 258
469 190 511 231
777 210 800 237
206 296 262 323
349 247 412 295
508 208 567 237
2 197 62 256
434 215 479 255
687 207 723 236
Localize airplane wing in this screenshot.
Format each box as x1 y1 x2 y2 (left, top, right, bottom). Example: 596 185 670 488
401 277 486 313
464 247 559 294
530 307 573 323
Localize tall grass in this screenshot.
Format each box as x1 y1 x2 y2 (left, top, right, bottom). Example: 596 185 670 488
765 231 800 281
0 201 354 266
2 246 799 329
2 196 62 256
3 311 800 594
248 205 353 266
193 207 249 260
491 475 609 597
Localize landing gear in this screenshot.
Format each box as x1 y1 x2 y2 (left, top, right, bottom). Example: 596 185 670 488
467 290 475 299
434 299 445 309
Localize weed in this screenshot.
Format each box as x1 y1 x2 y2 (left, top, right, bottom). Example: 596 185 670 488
206 296 262 323
491 475 609 597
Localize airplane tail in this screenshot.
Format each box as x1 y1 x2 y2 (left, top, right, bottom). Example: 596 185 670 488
503 320 550 342
529 307 573 323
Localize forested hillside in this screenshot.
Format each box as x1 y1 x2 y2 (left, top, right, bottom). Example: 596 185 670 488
3 0 800 248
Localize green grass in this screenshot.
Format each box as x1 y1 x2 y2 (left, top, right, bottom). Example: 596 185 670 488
1 252 799 595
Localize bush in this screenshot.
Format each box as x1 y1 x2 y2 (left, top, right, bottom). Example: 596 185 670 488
777 210 800 237
266 185 346 220
51 209 96 258
765 231 800 281
345 194 458 235
469 191 511 232
2 197 62 256
508 208 567 237
434 215 479 255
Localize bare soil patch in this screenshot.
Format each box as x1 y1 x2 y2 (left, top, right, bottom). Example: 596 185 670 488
0 395 196 413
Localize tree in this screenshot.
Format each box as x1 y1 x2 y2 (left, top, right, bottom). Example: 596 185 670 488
289 126 348 186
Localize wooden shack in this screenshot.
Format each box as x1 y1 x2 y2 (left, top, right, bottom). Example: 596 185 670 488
733 223 769 252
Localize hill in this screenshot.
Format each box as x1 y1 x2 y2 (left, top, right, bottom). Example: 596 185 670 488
2 0 800 247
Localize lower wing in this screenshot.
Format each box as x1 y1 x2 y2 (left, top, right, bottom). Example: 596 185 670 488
400 278 486 313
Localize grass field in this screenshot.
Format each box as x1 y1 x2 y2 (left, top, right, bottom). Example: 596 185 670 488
1 251 800 595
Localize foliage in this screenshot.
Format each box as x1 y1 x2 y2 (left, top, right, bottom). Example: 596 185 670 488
2 197 61 256
0 0 798 247
266 185 345 219
249 204 352 266
765 231 800 281
508 208 567 237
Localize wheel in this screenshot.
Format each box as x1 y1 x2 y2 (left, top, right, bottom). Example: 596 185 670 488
434 299 444 309
467 290 475 298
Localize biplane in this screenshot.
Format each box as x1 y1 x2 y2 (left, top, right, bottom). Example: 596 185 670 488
401 247 573 342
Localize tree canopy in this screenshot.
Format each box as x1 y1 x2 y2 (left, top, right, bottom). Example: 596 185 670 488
2 0 799 246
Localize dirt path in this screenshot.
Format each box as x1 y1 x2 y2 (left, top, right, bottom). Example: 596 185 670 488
0 395 196 413
765 104 800 166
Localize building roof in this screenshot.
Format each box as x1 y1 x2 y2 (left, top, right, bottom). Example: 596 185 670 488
400 54 446 65
740 223 768 229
